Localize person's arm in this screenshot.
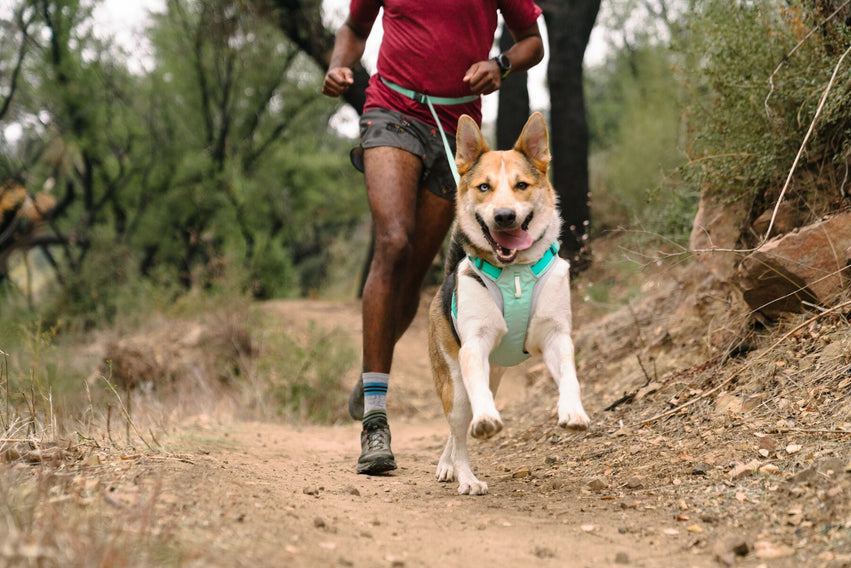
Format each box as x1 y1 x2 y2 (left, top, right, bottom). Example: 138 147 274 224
463 22 544 96
322 16 375 98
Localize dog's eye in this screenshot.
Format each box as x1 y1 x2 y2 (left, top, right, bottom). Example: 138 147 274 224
515 182 529 191
476 183 491 192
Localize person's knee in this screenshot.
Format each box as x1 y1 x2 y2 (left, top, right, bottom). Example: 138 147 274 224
373 225 413 271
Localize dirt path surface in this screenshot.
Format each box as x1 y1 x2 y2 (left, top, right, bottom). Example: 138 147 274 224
130 298 712 568
152 418 712 568
95 254 850 568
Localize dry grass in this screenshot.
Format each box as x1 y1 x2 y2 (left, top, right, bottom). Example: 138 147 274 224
0 298 354 566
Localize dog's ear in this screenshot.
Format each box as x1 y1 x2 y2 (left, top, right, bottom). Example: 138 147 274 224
514 112 551 171
455 114 489 176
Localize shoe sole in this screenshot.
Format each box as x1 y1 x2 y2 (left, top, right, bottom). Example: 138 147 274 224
357 456 397 475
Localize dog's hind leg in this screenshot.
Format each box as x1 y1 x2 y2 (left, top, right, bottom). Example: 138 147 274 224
435 434 456 482
438 374 488 495
543 334 590 430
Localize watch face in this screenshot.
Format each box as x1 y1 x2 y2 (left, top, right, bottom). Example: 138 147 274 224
497 54 511 77
498 54 510 71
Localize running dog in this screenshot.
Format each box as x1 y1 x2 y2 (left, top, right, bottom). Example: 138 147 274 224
428 112 590 496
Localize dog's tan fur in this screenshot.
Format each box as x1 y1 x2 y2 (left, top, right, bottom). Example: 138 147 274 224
427 113 589 495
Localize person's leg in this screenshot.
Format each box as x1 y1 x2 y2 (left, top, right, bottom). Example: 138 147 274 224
361 146 422 374
349 152 456 413
355 146 455 474
355 146 420 474
391 186 455 339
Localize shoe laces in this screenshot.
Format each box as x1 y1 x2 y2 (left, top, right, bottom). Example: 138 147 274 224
364 422 390 450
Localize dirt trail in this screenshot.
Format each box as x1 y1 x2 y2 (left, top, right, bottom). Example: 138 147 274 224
137 298 719 568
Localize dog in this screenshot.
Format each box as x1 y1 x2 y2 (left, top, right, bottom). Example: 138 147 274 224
427 112 590 496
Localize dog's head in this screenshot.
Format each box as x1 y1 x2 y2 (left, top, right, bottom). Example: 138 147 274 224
454 112 559 266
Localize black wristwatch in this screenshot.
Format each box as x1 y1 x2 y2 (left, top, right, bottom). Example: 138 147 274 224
492 53 511 78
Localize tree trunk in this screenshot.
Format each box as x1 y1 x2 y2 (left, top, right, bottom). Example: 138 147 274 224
540 0 601 272
266 0 369 114
496 24 531 150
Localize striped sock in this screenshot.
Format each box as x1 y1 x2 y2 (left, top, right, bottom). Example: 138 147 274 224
362 372 389 424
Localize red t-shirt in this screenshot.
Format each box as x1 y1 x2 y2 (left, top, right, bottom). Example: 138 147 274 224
350 0 542 135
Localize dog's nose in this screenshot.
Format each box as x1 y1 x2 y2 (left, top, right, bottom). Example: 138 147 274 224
493 208 516 228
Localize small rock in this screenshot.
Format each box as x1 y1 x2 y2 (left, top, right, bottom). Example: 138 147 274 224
754 540 795 559
625 475 644 489
700 512 718 524
545 456 558 465
691 463 709 476
791 467 817 484
533 546 556 559
818 458 846 476
785 444 802 455
758 463 780 475
344 485 361 496
729 460 761 480
758 436 778 451
303 486 321 496
587 477 608 491
513 466 531 478
713 535 750 566
313 516 326 528
614 551 630 564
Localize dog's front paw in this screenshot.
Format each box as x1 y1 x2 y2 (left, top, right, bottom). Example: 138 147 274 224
558 408 590 430
469 412 503 440
436 460 455 482
458 479 489 496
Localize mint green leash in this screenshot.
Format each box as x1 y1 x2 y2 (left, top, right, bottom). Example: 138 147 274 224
380 77 478 185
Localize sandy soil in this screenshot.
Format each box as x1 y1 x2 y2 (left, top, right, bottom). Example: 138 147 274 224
15 240 847 567
130 296 719 567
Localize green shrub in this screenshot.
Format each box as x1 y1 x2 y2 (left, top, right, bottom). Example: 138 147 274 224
679 0 851 215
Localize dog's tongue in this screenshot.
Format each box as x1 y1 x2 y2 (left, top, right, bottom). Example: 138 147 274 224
492 228 533 251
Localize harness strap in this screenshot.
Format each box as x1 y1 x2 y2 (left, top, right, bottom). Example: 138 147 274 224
380 77 479 185
451 242 561 367
469 242 560 280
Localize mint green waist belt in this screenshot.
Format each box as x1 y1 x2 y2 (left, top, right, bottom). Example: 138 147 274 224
379 76 479 185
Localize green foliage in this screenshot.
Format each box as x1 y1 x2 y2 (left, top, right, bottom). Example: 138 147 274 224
679 0 851 208
0 0 368 326
241 314 355 424
586 44 696 242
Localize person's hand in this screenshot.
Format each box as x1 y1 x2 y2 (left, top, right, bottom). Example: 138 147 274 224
462 60 502 96
323 67 354 97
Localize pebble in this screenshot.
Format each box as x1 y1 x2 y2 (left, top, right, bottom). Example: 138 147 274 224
625 475 644 489
713 535 750 566
614 551 630 564
587 477 608 491
513 466 531 478
691 463 709 476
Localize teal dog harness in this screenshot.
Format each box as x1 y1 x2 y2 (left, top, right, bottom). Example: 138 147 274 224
451 242 560 367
